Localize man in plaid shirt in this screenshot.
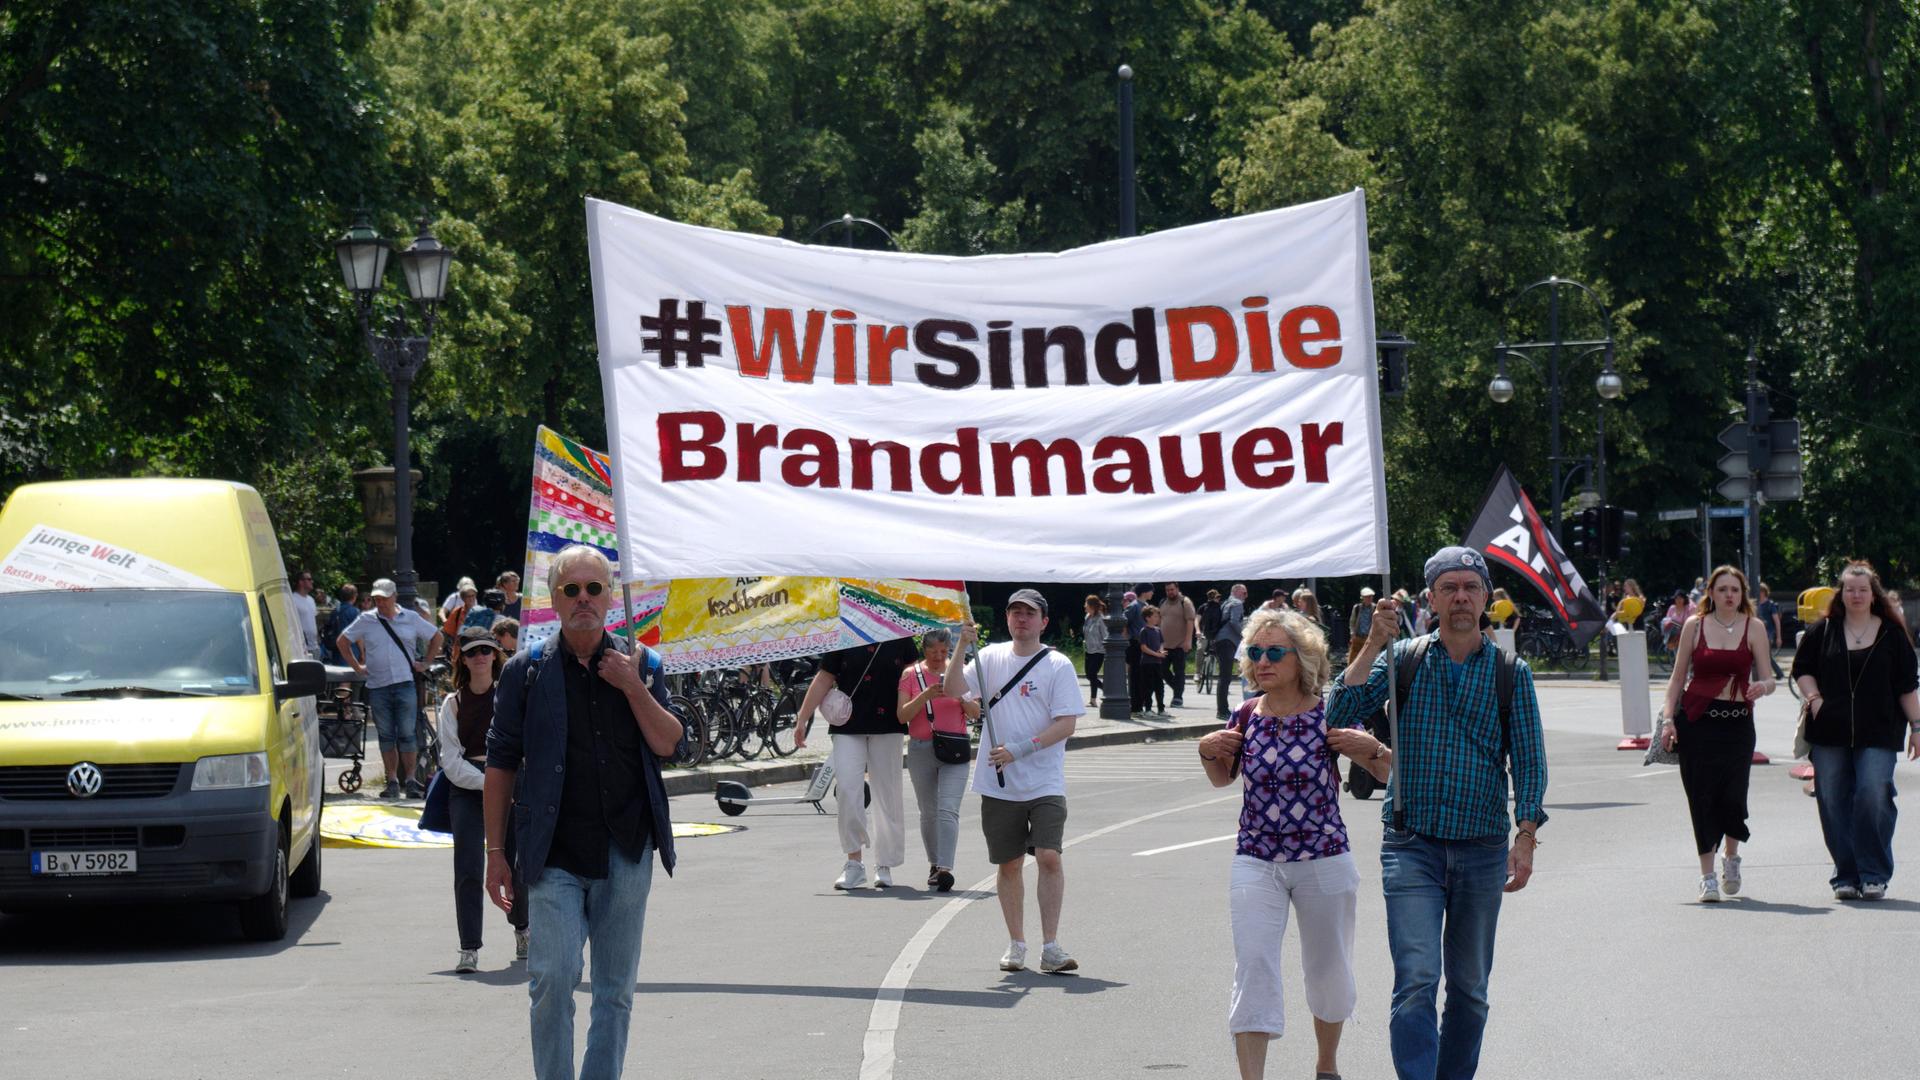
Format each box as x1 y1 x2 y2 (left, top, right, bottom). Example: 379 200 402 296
1328 546 1547 1080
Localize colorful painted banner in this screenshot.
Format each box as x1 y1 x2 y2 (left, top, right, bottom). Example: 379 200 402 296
522 427 967 670
520 426 635 648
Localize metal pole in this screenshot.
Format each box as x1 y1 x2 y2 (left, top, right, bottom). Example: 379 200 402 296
1100 63 1139 723
1117 65 1135 238
391 369 418 613
1700 503 1712 583
1744 349 1763 588
1384 571 1400 829
1547 281 1564 542
1596 402 1609 682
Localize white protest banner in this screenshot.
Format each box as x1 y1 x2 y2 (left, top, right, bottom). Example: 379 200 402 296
588 190 1387 582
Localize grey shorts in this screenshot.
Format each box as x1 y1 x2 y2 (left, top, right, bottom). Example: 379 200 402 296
979 794 1068 864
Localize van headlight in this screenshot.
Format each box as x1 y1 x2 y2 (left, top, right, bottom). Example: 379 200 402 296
191 752 270 790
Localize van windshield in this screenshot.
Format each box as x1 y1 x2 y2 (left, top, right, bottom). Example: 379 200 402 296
0 589 258 698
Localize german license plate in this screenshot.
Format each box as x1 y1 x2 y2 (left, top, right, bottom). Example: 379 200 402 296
31 850 136 876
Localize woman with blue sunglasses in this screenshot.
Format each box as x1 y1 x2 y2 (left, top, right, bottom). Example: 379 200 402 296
1197 608 1390 1080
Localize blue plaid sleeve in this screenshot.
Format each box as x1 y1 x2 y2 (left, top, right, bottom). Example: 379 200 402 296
1326 643 1396 729
1507 660 1549 828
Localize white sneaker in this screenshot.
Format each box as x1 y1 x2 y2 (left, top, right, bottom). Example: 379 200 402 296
1721 855 1742 896
1834 883 1862 901
1699 874 1721 903
998 941 1027 971
1862 882 1887 901
833 860 867 890
1040 942 1078 974
455 949 478 973
874 865 893 888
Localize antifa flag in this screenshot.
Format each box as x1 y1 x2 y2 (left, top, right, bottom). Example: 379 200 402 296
1463 465 1606 648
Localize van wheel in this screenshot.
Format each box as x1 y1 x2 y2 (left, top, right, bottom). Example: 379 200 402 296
290 832 322 899
239 830 290 942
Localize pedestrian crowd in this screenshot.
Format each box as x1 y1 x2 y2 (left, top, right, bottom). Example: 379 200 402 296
278 544 1915 1080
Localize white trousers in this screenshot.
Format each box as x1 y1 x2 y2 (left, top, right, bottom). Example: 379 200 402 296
1228 851 1359 1038
830 732 905 869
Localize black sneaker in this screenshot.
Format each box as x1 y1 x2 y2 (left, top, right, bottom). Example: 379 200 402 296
934 869 955 893
403 779 425 799
379 780 400 800
1172 696 1184 708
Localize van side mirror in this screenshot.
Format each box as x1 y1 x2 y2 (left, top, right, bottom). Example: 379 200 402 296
278 658 328 701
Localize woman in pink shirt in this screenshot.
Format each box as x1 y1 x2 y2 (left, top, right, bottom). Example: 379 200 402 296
899 629 980 892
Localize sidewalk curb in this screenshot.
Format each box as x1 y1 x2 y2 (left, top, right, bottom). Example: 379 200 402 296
660 719 1218 798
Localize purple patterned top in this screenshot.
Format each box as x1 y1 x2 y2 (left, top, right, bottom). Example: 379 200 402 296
1231 699 1350 862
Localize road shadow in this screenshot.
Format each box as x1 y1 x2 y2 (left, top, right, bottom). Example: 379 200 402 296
829 887 994 903
1846 897 1920 913
0 890 331 963
1711 897 1832 916
635 980 1024 1009
993 970 1126 996
434 963 528 987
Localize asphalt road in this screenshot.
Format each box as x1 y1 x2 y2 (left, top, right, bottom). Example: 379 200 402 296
3 683 1917 1079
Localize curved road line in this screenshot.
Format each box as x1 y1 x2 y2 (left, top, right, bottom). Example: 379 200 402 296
858 792 1237 1080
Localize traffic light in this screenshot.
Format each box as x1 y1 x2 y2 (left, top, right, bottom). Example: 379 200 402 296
1602 505 1637 562
1566 507 1599 559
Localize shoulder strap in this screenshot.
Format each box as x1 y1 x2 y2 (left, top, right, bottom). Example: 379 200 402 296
988 646 1054 708
914 663 936 722
374 615 416 682
519 637 549 713
1393 635 1431 700
1495 645 1517 757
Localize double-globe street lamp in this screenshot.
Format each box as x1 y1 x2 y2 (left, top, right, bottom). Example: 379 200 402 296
334 212 456 614
1489 276 1621 677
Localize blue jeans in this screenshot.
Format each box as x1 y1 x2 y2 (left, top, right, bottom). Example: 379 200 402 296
527 841 655 1080
1808 744 1899 888
367 681 417 752
1381 827 1508 1080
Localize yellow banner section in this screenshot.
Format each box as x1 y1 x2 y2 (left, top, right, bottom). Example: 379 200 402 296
660 576 840 642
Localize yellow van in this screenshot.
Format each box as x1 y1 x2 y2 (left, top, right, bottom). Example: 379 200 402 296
0 479 324 940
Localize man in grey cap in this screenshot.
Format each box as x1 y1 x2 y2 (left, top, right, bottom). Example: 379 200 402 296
1325 546 1548 1080
339 577 444 799
947 588 1085 974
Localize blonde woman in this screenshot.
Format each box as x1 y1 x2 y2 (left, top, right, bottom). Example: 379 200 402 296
1660 566 1775 902
1197 608 1387 1080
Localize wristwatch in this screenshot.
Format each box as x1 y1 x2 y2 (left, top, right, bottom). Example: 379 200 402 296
1369 742 1387 761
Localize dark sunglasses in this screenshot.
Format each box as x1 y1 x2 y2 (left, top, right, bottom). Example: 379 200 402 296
1246 645 1296 663
463 646 498 658
558 581 608 599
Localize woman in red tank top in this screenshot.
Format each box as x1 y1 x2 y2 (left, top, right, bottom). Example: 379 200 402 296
1660 566 1777 902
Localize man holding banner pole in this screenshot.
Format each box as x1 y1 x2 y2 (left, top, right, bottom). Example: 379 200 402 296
1328 546 1548 1080
948 589 1085 975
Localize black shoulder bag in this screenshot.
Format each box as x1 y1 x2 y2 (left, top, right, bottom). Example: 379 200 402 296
916 665 972 764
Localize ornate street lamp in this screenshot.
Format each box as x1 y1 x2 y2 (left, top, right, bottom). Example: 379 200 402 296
334 211 456 613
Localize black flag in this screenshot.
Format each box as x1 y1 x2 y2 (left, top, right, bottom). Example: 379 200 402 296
1462 465 1606 649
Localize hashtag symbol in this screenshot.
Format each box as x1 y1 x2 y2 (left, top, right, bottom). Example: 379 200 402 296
640 299 721 368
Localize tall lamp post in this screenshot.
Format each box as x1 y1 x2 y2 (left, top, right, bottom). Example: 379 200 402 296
1099 63 1139 721
335 212 456 614
1489 276 1621 676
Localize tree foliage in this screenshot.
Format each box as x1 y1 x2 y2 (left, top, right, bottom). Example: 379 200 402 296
3 0 1915 594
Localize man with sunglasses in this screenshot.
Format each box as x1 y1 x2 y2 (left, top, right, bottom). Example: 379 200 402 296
483 545 687 1080
1327 547 1548 1080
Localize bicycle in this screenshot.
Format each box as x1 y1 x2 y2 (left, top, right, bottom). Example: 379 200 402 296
413 659 451 788
1194 645 1218 696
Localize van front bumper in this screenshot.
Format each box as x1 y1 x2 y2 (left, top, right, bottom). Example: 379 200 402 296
0 785 277 908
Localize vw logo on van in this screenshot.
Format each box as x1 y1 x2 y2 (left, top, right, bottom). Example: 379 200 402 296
66 761 104 798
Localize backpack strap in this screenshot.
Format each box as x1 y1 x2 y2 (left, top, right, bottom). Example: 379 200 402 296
1393 635 1432 700
1494 644 1517 759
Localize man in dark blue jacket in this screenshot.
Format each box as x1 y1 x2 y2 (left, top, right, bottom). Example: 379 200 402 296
484 545 685 1080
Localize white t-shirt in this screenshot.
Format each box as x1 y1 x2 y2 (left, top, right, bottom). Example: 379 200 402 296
289 591 319 658
341 609 438 689
963 643 1083 801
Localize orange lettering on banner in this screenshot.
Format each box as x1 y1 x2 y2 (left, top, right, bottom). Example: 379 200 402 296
1278 305 1342 369
727 306 826 382
1167 306 1239 381
1242 298 1274 373
865 324 907 386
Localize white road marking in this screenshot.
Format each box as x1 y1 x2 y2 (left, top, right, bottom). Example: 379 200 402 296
859 792 1238 1080
1630 769 1677 778
1131 833 1237 857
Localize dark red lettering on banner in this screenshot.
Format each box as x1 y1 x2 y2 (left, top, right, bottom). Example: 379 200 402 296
655 413 1349 498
